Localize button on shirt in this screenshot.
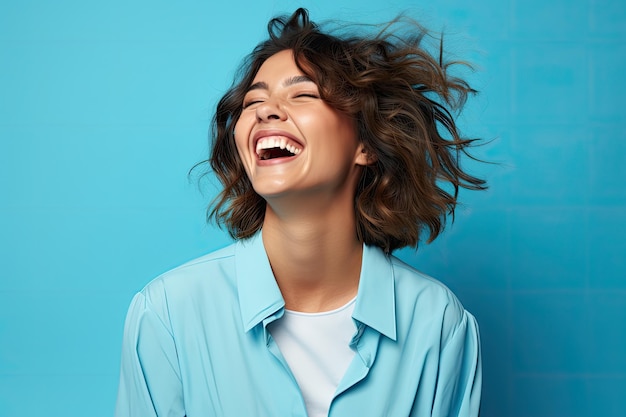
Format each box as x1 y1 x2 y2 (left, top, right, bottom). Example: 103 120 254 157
115 232 482 416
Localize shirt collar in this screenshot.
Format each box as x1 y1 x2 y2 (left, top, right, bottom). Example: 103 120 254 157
235 232 285 333
235 232 397 341
353 244 397 341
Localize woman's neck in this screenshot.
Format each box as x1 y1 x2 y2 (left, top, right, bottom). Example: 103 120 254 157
261 201 363 313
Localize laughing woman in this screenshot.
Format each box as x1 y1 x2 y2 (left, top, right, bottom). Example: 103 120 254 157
116 8 486 417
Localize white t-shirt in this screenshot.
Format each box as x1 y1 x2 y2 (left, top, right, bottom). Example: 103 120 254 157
268 298 357 417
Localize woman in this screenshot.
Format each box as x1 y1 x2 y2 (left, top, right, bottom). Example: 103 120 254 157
116 8 485 417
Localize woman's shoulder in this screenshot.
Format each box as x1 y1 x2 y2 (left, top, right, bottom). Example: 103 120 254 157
390 255 458 299
389 254 469 331
139 242 239 306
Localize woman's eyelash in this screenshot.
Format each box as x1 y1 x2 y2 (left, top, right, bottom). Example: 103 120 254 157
295 93 319 98
243 100 262 109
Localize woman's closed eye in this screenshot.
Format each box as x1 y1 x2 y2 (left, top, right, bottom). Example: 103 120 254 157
293 93 320 100
242 92 319 109
242 99 264 109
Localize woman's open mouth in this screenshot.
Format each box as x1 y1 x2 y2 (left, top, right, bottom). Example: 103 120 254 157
256 136 302 160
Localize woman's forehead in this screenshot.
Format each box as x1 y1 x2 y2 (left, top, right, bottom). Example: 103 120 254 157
250 50 318 86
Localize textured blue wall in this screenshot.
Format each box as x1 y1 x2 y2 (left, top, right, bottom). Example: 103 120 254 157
1 1 624 416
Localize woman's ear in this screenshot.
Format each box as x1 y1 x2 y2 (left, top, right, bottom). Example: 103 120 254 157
355 145 377 166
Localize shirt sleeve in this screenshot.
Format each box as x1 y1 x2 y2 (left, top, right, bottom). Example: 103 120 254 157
115 290 185 417
431 310 482 417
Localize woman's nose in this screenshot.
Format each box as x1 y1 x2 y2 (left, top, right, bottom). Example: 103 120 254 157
255 98 287 122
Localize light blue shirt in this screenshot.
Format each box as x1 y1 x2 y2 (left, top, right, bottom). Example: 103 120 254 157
115 232 481 416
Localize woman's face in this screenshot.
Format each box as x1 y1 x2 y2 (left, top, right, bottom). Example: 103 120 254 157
233 50 368 201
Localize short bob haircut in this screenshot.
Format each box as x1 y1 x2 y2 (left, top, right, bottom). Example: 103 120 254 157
208 8 486 253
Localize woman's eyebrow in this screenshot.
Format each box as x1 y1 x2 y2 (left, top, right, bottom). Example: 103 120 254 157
247 81 268 92
283 75 314 87
246 75 314 92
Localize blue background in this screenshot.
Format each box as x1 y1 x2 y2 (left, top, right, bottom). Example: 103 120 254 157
1 1 625 416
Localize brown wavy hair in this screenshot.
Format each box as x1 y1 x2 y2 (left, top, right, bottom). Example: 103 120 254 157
207 8 486 253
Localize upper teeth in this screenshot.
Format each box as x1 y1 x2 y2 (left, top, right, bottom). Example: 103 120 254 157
256 136 302 156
